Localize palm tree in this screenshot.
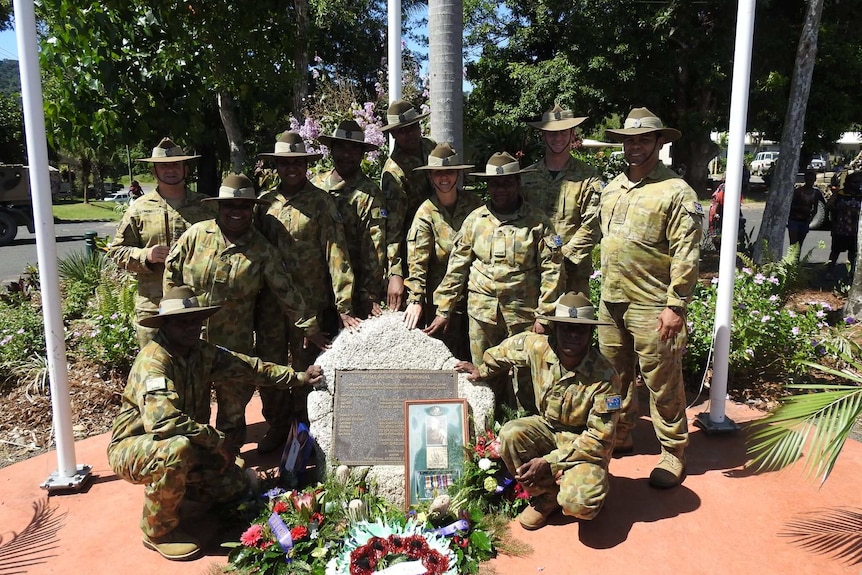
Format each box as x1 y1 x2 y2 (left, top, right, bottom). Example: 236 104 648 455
428 0 464 153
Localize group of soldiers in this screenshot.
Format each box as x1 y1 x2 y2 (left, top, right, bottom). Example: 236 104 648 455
105 100 703 559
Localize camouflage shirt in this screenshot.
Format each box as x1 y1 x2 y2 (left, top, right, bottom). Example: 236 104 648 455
521 156 602 279
381 137 436 277
312 169 386 305
405 191 483 305
108 188 215 311
108 332 307 452
256 182 354 315
478 333 620 474
433 201 563 326
599 162 703 309
163 219 316 354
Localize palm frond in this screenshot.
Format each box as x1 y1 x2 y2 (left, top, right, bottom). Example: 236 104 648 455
779 507 862 564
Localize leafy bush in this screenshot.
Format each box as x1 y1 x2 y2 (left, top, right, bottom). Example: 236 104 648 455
0 300 46 377
74 269 137 370
58 250 109 318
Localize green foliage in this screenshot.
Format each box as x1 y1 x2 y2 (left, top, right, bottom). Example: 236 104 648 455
747 338 862 485
0 91 25 163
572 148 627 184
58 250 109 318
75 270 137 370
0 300 46 381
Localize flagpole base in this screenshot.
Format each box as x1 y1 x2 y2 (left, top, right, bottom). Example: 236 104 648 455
694 412 739 434
40 464 93 493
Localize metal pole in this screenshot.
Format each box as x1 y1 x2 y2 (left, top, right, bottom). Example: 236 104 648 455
696 0 755 434
13 0 92 489
387 0 402 103
127 145 133 183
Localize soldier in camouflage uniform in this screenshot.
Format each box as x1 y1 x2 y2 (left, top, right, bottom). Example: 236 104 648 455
108 138 215 348
456 292 620 529
253 131 359 452
107 286 323 561
599 108 703 489
403 143 481 360
312 120 387 318
163 173 320 454
522 104 603 294
428 152 563 411
380 99 436 311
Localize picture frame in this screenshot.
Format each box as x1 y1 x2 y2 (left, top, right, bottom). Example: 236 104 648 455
404 398 468 508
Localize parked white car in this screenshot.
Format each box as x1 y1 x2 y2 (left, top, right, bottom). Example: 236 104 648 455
105 191 131 203
750 151 779 175
808 155 827 171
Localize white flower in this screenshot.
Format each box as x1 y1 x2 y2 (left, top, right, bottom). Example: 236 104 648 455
478 457 493 471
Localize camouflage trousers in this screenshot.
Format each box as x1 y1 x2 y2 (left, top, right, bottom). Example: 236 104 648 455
418 302 470 361
597 301 689 452
468 308 535 412
108 434 249 537
563 258 591 296
499 415 608 520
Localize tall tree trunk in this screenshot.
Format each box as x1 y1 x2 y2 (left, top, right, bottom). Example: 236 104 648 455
217 90 246 173
80 156 91 204
429 0 463 153
292 0 310 115
753 0 824 264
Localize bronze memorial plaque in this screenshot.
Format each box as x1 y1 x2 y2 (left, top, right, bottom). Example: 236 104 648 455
333 370 458 465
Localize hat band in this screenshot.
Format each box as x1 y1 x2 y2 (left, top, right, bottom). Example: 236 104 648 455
553 302 597 320
151 146 185 158
487 160 521 175
218 185 256 199
159 296 200 314
543 109 574 122
624 117 664 130
274 141 308 154
333 128 365 142
428 155 459 167
387 109 421 125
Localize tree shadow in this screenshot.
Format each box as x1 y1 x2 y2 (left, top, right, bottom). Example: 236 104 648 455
779 507 862 565
0 498 65 574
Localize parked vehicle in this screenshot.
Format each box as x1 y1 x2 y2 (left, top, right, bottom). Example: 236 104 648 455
751 151 779 175
105 190 131 203
0 164 35 245
808 154 827 171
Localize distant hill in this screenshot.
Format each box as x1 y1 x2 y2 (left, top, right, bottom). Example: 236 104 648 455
0 59 20 97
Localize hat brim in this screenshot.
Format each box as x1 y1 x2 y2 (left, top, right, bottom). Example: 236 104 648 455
527 117 588 131
414 164 474 172
138 305 221 328
135 155 201 163
201 197 270 205
257 152 323 162
604 127 682 143
380 111 431 132
468 167 536 178
317 135 379 151
537 314 611 326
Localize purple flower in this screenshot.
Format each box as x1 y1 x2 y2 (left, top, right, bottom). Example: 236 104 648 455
711 277 719 284
768 276 780 285
754 273 765 285
791 326 800 336
845 316 857 325
742 267 753 275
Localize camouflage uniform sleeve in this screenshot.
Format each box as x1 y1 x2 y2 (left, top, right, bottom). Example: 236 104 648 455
667 187 704 309
360 192 386 304
261 243 320 336
404 207 434 305
561 177 602 266
536 218 564 318
322 199 355 315
162 231 192 295
381 165 407 278
432 214 475 318
476 333 532 379
132 356 225 450
213 346 307 388
107 208 152 275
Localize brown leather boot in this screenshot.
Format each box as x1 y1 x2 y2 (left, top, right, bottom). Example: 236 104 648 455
142 528 201 561
649 448 686 489
517 494 560 530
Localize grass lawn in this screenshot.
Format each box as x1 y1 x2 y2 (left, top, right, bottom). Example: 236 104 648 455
52 198 124 222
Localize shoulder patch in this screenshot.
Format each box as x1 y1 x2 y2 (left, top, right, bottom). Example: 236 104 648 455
512 333 528 351
544 235 563 249
380 208 389 219
604 394 622 411
692 201 704 216
145 377 167 393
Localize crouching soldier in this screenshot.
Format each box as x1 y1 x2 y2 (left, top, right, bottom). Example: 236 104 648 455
106 286 322 561
456 292 621 529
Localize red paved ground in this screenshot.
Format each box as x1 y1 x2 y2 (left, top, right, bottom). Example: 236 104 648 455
1 395 860 575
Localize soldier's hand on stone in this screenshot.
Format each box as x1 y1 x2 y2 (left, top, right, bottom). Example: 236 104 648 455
369 301 383 317
304 332 331 351
403 303 423 330
146 245 170 264
387 276 405 311
304 365 324 386
657 307 684 341
340 313 362 332
533 319 547 335
423 315 448 336
516 457 553 492
454 361 481 381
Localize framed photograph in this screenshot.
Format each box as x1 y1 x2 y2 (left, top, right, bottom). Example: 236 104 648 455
404 399 468 508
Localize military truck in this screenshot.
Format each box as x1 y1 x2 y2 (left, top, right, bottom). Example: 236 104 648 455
0 164 35 245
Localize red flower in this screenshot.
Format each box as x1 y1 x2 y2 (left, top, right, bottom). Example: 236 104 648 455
486 438 501 459
310 512 325 526
290 526 308 541
272 501 290 514
350 547 377 575
423 549 449 575
514 482 530 500
293 492 315 512
403 535 430 559
240 524 264 547
453 535 469 549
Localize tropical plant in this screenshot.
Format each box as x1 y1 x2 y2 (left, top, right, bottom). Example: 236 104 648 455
746 337 862 485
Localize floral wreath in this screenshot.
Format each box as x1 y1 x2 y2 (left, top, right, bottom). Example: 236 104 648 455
326 519 456 575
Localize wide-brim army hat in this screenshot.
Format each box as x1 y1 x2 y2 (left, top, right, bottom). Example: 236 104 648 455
318 120 379 151
202 173 269 206
469 152 535 178
414 143 474 172
257 130 323 161
380 99 430 132
136 137 201 163
605 107 682 143
138 286 221 328
537 292 611 326
527 104 588 131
